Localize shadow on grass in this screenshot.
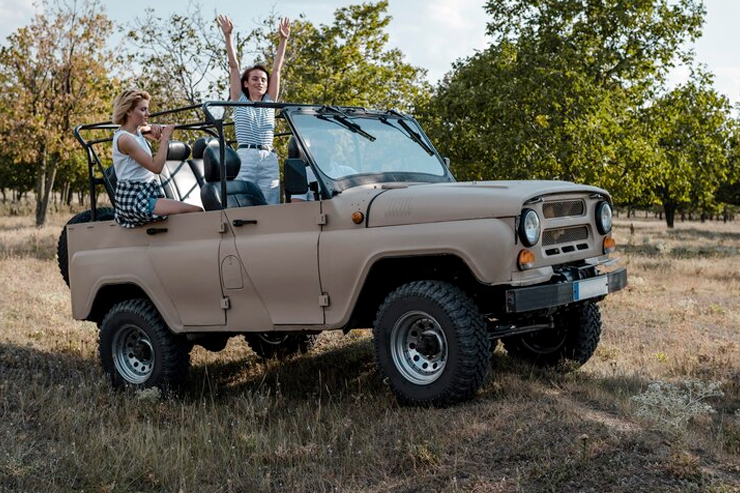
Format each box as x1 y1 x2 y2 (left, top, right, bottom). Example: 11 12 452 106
0 341 100 386
184 337 385 404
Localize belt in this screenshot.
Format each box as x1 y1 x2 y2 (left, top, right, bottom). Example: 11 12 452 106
238 143 272 151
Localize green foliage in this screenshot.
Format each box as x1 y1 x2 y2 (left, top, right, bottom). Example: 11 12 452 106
0 0 116 224
249 1 430 112
421 0 729 227
646 71 733 226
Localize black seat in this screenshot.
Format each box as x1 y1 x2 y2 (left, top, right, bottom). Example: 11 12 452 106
200 146 267 210
188 137 219 187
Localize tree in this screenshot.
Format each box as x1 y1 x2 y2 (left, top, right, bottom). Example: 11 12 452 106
121 3 229 109
421 0 705 199
647 72 733 227
122 1 429 113
251 1 430 112
0 0 115 225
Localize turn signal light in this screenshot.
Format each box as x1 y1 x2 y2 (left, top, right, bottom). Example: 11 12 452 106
517 249 535 270
351 211 365 224
603 237 616 254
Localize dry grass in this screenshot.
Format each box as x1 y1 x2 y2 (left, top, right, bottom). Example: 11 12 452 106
2 209 740 492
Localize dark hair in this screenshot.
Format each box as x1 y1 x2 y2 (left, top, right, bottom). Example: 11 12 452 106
240 65 270 100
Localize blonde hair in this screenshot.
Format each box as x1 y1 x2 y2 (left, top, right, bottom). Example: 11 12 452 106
112 89 151 125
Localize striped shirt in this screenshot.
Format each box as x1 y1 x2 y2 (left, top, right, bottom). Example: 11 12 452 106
233 93 275 148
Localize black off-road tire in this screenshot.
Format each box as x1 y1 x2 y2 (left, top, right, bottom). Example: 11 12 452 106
502 302 602 367
373 280 490 406
57 207 115 287
99 298 191 392
245 332 320 359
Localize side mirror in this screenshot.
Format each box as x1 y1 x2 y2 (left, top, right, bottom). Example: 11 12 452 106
443 157 451 169
284 158 309 197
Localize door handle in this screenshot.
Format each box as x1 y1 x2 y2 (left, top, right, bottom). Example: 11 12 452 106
232 219 258 227
146 227 168 235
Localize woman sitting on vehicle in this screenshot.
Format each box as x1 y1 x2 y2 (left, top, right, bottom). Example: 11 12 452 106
111 89 202 228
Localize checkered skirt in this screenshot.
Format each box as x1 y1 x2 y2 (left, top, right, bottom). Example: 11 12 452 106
114 180 167 229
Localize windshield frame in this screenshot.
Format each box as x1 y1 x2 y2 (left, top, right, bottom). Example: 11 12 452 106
282 106 454 199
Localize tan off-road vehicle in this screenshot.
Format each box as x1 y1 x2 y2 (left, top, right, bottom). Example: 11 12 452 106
59 101 627 405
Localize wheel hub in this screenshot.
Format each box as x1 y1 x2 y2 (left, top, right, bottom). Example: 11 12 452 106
414 330 443 358
112 324 155 385
390 311 448 385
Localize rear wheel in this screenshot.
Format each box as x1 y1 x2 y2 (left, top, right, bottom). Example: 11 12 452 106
57 208 115 286
502 302 601 367
244 332 319 359
99 298 190 391
373 280 490 406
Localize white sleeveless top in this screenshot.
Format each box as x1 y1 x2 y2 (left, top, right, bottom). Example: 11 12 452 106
112 130 158 183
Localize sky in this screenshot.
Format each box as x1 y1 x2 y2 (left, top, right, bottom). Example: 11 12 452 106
1 0 739 103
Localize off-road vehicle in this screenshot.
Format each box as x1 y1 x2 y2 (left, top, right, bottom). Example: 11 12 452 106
59 101 627 406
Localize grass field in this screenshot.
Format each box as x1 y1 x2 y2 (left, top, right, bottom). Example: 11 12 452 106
1 208 740 492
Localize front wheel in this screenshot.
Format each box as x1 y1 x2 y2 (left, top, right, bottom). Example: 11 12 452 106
373 281 490 406
502 302 602 367
99 298 191 391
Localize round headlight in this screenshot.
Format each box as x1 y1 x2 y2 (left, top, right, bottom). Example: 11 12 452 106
519 209 541 247
596 201 613 235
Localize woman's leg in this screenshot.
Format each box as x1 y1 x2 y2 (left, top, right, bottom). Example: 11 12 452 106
153 198 203 215
258 152 280 205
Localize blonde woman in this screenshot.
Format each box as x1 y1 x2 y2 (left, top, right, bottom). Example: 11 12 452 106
217 14 290 204
111 89 202 228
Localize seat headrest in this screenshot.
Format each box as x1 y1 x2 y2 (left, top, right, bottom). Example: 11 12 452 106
203 146 241 182
167 140 191 161
192 137 219 159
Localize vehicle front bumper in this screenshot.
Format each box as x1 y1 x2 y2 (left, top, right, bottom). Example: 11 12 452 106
505 267 628 313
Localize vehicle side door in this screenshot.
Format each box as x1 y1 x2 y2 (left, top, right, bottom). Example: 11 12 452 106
146 210 226 327
223 201 324 326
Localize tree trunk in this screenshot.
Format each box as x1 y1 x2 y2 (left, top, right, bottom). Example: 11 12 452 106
35 150 58 226
664 203 676 228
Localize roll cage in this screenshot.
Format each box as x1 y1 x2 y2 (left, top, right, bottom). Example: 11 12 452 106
74 101 452 218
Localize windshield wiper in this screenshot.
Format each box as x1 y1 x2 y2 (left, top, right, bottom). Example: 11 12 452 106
381 114 435 156
317 107 376 141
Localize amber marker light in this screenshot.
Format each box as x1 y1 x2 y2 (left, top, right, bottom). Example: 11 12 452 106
517 249 535 270
351 211 365 224
603 237 616 254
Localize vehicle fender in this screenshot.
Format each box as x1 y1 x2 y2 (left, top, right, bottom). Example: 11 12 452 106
69 246 184 330
318 218 522 327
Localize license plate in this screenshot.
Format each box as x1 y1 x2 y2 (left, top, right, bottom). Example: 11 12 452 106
573 276 609 301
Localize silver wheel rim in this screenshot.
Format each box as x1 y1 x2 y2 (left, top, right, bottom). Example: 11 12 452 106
112 324 155 384
390 310 448 385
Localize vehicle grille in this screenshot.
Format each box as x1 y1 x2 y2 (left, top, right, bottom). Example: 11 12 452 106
543 226 589 246
543 200 585 218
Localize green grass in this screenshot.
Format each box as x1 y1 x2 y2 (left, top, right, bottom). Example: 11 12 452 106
2 210 740 492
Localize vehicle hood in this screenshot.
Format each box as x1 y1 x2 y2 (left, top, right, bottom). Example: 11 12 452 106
366 180 608 227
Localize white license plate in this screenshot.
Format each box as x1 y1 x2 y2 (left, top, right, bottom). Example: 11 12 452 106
573 276 609 301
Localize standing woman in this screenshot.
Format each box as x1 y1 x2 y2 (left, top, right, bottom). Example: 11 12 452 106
217 14 290 204
111 89 202 228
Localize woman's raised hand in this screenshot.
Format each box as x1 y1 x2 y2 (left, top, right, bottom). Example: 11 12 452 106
217 15 233 36
278 17 290 40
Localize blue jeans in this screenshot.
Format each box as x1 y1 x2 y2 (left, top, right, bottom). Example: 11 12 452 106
236 148 280 205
